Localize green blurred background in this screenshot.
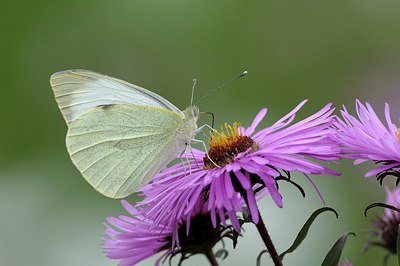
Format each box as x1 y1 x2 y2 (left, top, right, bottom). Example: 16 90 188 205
2 1 400 265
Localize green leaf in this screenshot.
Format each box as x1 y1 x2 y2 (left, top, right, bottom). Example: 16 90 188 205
232 230 240 249
256 250 269 266
364 202 400 217
214 249 228 260
279 207 338 259
397 224 400 266
321 232 355 266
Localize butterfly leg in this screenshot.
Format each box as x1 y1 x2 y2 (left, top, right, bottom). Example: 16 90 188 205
180 156 188 176
179 149 189 176
185 145 193 175
195 124 220 136
196 124 220 147
189 147 200 168
180 144 195 175
188 156 192 175
191 139 220 168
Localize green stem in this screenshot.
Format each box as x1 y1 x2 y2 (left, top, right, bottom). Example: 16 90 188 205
205 249 219 266
255 211 283 266
242 191 282 265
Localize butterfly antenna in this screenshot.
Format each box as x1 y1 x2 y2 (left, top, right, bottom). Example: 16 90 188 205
190 78 197 106
194 70 248 105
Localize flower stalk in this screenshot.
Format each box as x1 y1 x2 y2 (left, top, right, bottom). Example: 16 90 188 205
205 249 219 266
255 211 283 266
243 190 282 266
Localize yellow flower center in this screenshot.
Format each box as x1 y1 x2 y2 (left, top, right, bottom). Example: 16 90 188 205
203 123 256 169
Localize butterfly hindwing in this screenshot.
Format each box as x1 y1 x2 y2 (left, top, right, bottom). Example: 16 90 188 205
66 104 185 198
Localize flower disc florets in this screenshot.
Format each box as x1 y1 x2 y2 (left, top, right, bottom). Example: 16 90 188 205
204 123 256 169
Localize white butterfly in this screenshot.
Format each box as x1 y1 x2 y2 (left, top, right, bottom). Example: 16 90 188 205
50 70 201 198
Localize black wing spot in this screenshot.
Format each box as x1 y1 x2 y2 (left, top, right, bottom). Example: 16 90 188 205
98 104 114 110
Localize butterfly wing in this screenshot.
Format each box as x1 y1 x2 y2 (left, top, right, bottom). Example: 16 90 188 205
50 69 184 124
66 104 186 198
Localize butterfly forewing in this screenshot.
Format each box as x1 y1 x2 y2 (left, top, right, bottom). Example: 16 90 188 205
50 69 184 124
66 104 185 198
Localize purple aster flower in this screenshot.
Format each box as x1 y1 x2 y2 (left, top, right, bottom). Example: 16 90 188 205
383 186 400 222
103 200 172 266
335 100 400 183
366 187 400 256
139 100 341 236
103 197 242 266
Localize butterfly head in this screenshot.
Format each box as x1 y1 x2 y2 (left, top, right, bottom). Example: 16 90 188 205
185 105 200 121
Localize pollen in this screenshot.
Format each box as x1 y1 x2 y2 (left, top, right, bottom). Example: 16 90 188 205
396 128 400 143
203 123 256 169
